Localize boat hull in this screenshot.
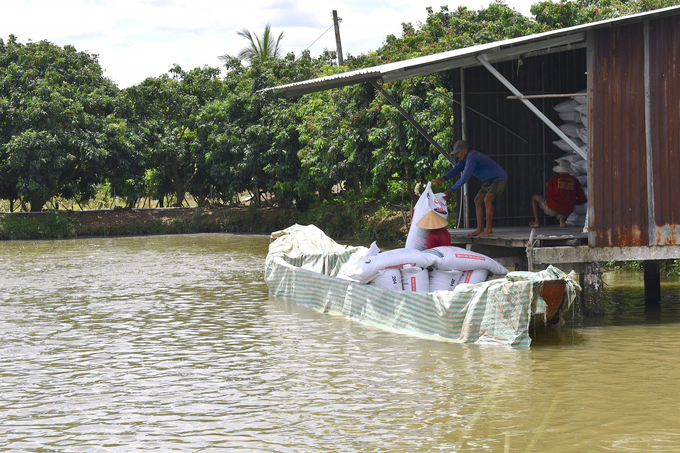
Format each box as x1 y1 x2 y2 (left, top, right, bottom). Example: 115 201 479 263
265 224 580 347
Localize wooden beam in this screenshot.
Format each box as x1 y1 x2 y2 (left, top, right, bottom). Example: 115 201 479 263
507 93 587 99
532 245 680 264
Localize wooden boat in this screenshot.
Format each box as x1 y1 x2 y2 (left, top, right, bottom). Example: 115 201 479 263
534 280 567 327
265 225 579 347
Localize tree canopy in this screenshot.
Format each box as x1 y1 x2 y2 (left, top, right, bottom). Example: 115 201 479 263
1 1 675 213
0 35 120 211
220 23 286 64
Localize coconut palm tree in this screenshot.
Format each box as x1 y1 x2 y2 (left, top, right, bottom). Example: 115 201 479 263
219 23 284 64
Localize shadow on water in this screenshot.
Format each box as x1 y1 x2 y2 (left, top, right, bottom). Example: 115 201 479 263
531 269 680 347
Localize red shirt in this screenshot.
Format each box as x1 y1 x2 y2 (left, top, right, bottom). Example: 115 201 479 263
546 174 587 217
426 228 451 249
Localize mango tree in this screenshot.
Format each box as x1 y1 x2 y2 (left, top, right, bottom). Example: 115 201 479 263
119 65 224 207
0 36 119 211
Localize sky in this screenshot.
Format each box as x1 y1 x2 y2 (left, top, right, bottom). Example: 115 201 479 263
3 0 538 89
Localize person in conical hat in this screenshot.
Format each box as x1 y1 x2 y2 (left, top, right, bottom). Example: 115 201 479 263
530 159 587 228
416 210 451 248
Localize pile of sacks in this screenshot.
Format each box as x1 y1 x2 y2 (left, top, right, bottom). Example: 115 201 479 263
340 182 509 293
552 90 588 228
341 244 509 293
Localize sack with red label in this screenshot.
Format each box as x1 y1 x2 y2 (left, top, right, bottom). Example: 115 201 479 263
423 246 508 275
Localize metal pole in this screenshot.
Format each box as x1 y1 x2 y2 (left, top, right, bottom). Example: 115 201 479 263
460 67 469 228
333 10 344 66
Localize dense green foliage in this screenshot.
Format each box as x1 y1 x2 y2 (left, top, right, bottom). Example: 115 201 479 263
1 1 677 215
0 36 120 212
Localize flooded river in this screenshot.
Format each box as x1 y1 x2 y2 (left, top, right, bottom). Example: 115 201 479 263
2 233 680 452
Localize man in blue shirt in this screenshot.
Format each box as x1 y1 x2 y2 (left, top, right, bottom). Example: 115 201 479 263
431 140 507 237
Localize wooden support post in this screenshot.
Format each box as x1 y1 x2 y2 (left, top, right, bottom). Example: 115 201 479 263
581 262 605 316
332 10 343 66
643 260 661 308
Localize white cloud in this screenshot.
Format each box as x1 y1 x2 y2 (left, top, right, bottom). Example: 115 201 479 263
2 0 537 88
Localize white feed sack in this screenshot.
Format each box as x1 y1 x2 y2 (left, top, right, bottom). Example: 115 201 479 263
553 92 589 151
574 101 589 127
369 268 403 291
422 246 509 276
573 89 588 104
553 137 583 152
577 127 588 144
566 211 586 227
558 110 582 123
558 122 583 138
405 182 448 252
429 269 462 292
458 269 490 285
343 247 437 282
555 152 584 165
553 99 580 112
571 160 588 174
401 266 429 293
573 202 588 216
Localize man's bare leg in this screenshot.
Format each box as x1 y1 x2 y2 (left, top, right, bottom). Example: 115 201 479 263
466 193 486 237
477 193 497 237
529 194 541 228
559 217 567 228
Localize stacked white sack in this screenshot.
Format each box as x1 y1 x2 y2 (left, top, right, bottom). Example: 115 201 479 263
401 265 429 293
405 182 448 251
423 246 508 276
341 247 437 282
458 269 490 285
429 269 462 292
553 91 589 227
369 268 403 291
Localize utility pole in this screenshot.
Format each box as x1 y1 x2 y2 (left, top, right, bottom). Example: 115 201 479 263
332 10 343 66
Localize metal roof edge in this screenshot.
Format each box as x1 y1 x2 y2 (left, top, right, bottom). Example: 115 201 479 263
263 5 680 97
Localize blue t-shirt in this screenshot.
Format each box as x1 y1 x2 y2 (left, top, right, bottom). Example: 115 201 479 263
444 150 507 191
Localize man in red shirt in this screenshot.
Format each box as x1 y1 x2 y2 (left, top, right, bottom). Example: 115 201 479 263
530 160 587 228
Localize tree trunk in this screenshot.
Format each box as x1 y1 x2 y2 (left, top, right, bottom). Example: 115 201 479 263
252 185 261 206
28 194 49 212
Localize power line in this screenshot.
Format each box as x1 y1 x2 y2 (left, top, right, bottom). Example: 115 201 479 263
297 24 334 59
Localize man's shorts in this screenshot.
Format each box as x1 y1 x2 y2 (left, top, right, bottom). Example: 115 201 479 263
537 195 566 220
478 179 507 197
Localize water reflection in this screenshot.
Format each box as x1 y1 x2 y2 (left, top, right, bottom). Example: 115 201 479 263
1 234 680 451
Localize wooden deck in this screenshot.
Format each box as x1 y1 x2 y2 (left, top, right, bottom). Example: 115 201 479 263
445 226 588 271
448 226 588 248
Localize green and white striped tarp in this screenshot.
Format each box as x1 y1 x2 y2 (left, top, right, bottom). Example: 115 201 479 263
265 224 579 347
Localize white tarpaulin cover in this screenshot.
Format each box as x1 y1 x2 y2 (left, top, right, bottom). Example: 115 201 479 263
265 224 579 347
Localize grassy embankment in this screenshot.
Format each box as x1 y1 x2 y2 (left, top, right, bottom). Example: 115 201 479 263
2 200 677 276
0 202 409 243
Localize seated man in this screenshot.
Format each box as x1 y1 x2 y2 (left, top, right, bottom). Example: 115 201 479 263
416 210 451 248
530 160 587 228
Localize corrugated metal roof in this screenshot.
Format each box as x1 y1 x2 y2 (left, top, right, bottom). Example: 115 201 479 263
267 5 680 98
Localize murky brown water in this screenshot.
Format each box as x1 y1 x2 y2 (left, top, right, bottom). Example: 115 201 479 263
2 234 680 452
